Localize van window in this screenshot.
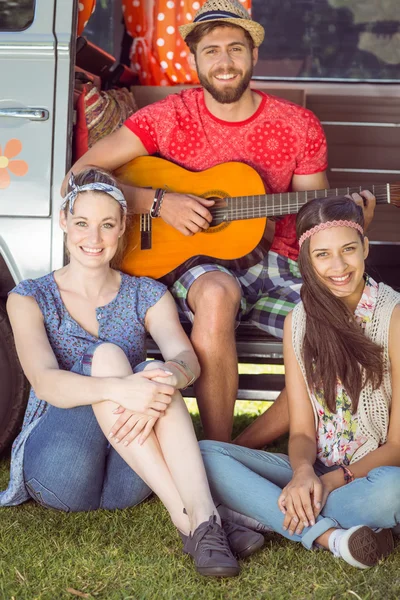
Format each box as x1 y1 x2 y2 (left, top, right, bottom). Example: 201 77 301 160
0 0 35 32
252 0 400 82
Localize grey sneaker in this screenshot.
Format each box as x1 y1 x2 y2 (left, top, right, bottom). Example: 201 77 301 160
181 515 240 577
339 526 394 569
222 519 265 559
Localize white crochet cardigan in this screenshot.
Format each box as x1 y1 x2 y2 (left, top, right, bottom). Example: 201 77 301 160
292 283 400 464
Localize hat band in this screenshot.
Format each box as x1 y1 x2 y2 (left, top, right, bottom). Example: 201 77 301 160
194 10 245 23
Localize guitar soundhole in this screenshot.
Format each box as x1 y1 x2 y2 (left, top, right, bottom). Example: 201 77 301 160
204 222 229 234
202 190 230 234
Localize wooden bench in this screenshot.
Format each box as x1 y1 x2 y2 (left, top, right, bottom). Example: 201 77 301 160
147 322 285 401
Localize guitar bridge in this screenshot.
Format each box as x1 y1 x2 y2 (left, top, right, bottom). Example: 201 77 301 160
140 214 152 250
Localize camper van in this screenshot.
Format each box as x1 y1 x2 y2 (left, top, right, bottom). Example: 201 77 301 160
0 0 399 453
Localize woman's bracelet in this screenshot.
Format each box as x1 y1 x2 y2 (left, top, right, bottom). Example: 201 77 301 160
339 464 354 484
165 359 197 389
150 188 166 218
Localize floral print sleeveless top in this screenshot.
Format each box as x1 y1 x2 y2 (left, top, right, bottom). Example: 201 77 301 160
314 276 378 467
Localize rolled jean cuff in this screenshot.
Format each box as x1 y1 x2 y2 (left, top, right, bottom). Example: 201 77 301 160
72 341 109 377
73 347 154 379
301 516 338 550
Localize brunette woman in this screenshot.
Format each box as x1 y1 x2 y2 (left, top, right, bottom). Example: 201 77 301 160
0 168 263 577
200 195 400 569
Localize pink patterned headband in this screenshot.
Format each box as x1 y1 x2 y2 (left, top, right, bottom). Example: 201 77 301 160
298 220 364 248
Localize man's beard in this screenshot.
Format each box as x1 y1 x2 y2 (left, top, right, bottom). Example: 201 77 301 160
197 65 253 104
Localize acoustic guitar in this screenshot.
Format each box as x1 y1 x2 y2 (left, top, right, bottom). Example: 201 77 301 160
115 156 400 280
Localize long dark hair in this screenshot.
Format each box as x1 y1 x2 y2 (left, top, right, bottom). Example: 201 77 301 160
296 196 383 413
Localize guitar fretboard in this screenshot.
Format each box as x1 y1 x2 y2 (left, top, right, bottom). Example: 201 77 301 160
210 184 394 225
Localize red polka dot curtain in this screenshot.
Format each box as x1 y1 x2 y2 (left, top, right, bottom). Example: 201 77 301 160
123 0 252 85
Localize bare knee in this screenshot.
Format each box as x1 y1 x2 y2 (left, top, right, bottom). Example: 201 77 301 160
91 343 131 378
188 273 241 326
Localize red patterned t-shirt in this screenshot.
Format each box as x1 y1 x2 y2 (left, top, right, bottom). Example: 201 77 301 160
124 89 328 260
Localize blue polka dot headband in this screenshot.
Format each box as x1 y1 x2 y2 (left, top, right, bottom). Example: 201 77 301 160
63 172 128 214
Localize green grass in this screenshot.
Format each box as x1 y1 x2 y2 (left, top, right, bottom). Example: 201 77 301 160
1 395 400 599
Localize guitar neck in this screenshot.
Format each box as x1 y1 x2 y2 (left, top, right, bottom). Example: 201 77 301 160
212 184 392 224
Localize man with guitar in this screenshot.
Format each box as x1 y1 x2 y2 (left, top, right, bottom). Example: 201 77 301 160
63 0 375 444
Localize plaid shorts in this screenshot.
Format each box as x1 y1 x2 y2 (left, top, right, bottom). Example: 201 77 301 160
170 252 302 340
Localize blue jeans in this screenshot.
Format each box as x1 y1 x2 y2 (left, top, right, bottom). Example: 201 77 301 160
23 342 152 512
199 441 400 550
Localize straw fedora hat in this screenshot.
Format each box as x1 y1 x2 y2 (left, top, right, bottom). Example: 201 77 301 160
179 0 265 48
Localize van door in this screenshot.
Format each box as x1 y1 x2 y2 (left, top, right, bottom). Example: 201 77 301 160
0 1 57 217
0 1 76 455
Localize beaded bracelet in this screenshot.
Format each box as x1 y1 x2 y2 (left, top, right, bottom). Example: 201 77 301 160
150 188 166 218
149 190 159 218
156 189 166 217
339 464 354 484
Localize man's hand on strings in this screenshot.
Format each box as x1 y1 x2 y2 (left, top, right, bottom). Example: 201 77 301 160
159 193 215 236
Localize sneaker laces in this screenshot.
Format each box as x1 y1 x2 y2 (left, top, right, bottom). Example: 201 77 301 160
195 516 232 556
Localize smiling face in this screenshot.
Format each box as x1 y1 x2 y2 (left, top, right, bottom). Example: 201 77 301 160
60 191 125 269
309 226 369 307
193 26 257 104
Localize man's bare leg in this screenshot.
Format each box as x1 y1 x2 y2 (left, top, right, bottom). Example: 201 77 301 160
233 388 289 448
188 272 242 442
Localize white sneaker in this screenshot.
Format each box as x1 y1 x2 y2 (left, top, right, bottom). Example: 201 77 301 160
217 504 272 534
338 525 394 569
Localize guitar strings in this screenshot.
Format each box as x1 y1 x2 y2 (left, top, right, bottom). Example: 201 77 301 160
210 199 395 218
209 187 399 221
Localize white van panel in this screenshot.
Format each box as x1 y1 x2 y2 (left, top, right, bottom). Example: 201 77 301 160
0 219 52 282
0 0 75 278
0 2 57 217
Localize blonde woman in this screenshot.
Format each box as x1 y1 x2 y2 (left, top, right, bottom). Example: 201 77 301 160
1 168 263 577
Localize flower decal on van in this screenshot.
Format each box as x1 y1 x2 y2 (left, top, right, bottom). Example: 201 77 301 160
0 139 29 190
